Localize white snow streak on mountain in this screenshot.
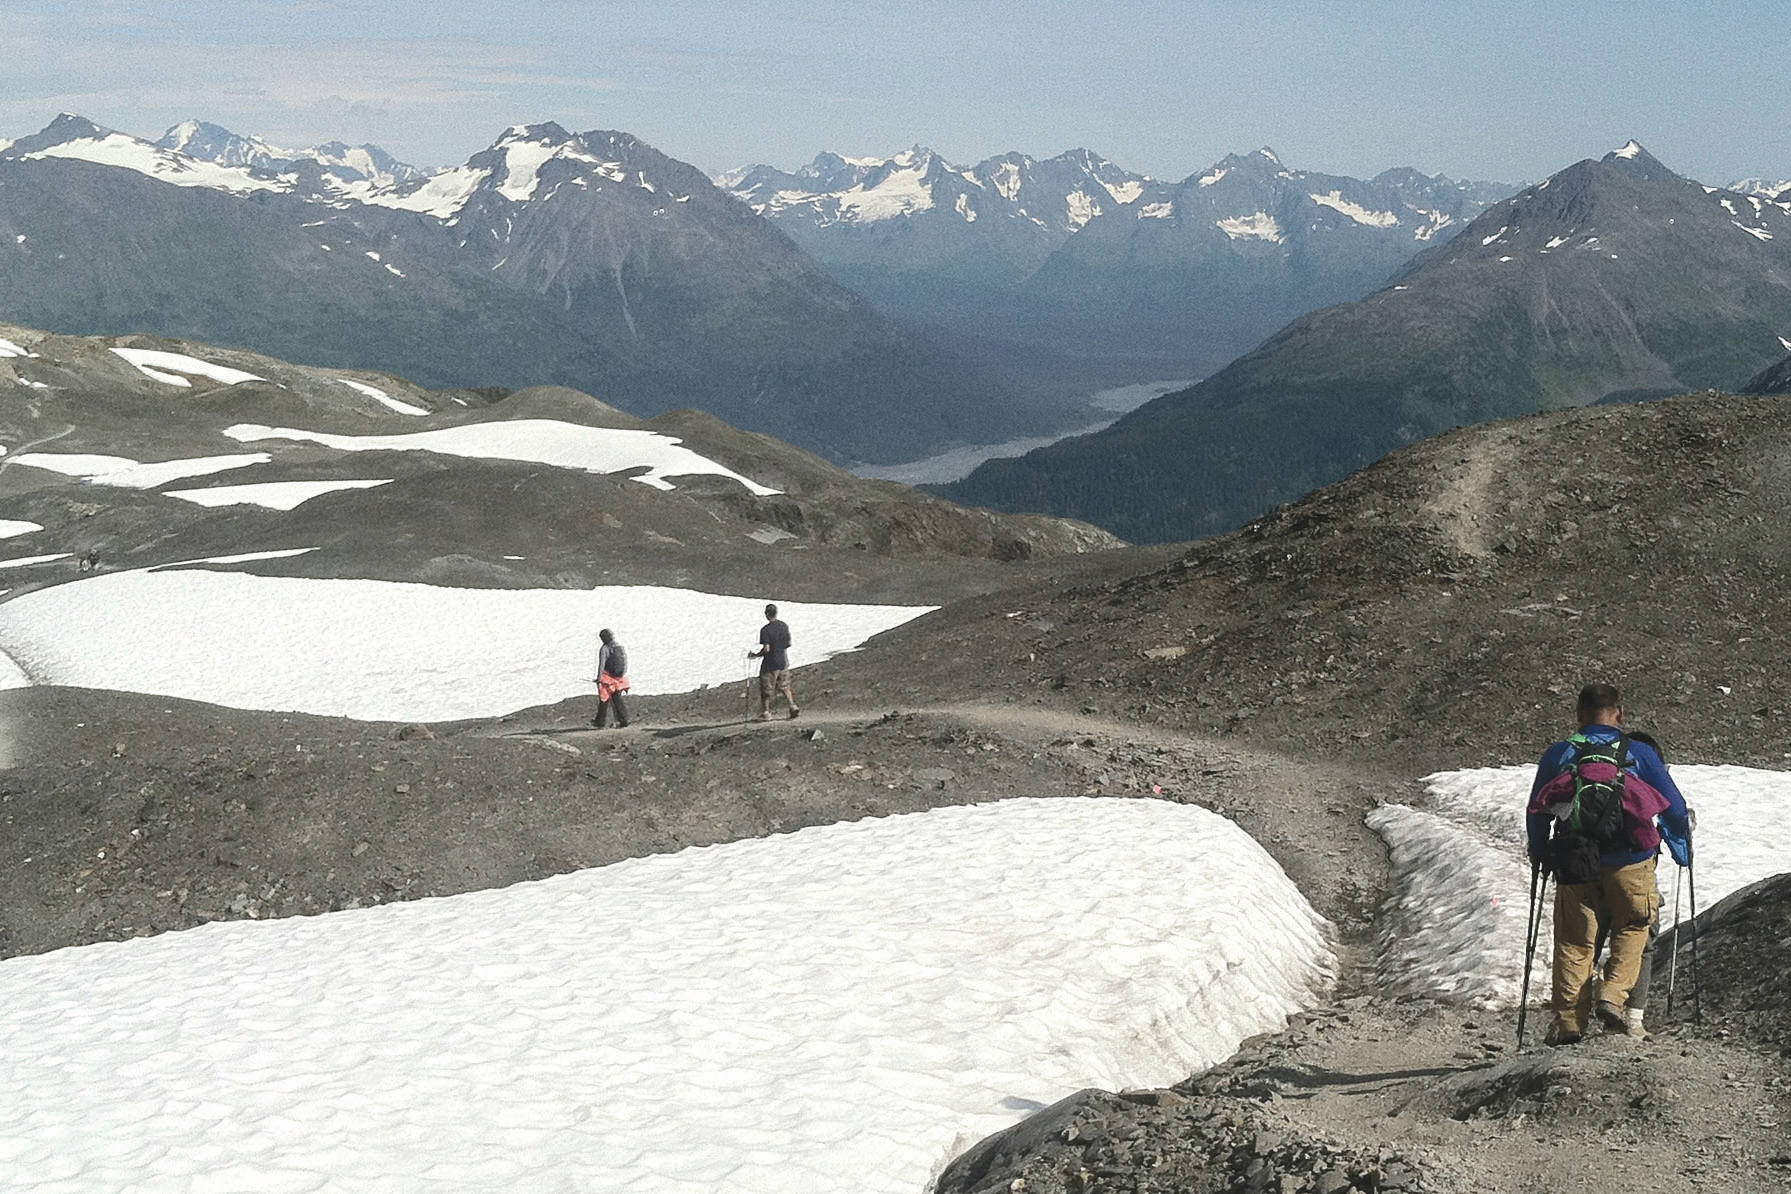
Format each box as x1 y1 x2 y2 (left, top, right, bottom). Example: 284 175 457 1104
0 337 38 358
1367 764 1791 1006
337 378 429 416
222 419 780 494
0 570 931 720
10 451 272 488
0 520 42 538
110 348 264 387
1307 191 1401 228
0 797 1332 1194
162 479 394 510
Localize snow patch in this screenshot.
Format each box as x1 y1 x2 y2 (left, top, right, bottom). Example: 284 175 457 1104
954 192 976 222
223 420 779 495
0 798 1330 1194
0 337 39 358
1368 764 1791 1007
338 378 429 416
1481 226 1509 246
1139 201 1174 219
111 348 263 387
1308 190 1400 228
1733 221 1773 242
0 520 42 539
0 552 71 569
1217 212 1283 243
0 574 931 720
1065 188 1100 231
362 164 490 220
162 479 394 510
1101 178 1143 204
1197 166 1229 187
1611 140 1643 159
10 451 272 489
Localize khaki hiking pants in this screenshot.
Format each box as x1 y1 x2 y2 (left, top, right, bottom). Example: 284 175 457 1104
1551 856 1660 1035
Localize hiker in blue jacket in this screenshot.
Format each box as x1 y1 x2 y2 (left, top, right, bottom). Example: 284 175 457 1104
1527 683 1693 1044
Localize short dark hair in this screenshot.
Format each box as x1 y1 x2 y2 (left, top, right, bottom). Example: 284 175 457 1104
764 603 778 618
1576 683 1621 720
599 628 613 643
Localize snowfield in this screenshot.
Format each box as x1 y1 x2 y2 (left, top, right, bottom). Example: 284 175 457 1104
223 419 780 494
10 450 272 488
162 478 394 510
0 797 1332 1194
0 565 932 720
110 347 265 387
1368 764 1791 1007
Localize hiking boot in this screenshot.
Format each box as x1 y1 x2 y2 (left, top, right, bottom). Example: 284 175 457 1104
1595 1002 1628 1033
1624 1009 1649 1039
757 712 771 722
1544 1023 1583 1047
788 707 801 719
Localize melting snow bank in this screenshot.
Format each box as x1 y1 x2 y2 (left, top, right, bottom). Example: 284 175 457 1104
0 568 932 720
1368 764 1791 1007
0 797 1331 1194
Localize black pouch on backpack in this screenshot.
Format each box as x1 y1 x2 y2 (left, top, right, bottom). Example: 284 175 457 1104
1549 831 1603 885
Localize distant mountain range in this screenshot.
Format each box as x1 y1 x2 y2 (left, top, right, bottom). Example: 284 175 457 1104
948 142 1791 541
720 146 1514 394
0 114 1038 464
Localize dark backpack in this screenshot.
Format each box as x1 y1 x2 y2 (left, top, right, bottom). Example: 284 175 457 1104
1543 732 1631 884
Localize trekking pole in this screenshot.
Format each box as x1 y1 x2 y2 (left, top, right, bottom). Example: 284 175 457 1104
1517 860 1545 1046
743 652 753 726
1687 859 1703 1024
1667 865 1682 1017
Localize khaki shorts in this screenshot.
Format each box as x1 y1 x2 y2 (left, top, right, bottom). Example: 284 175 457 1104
758 669 790 699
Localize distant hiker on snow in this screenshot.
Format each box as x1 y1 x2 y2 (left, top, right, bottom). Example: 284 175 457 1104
750 603 800 721
1527 683 1692 1045
592 628 630 729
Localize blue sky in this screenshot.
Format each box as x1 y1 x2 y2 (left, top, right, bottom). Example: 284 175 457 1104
7 1 1789 185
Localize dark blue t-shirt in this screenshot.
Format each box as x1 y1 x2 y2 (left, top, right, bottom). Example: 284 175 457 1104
759 619 791 673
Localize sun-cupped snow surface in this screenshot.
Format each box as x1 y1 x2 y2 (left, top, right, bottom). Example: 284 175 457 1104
0 797 1332 1194
223 419 780 495
162 479 394 510
0 519 42 538
1368 764 1791 1007
10 450 271 488
0 571 930 720
337 378 429 415
111 347 264 387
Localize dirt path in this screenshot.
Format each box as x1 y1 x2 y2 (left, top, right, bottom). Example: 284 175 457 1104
492 696 1406 937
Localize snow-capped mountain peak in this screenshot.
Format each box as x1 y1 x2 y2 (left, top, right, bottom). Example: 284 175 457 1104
1731 177 1791 201
155 120 424 189
718 145 1154 233
3 114 278 195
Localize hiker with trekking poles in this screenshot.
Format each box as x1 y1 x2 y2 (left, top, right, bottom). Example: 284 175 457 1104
1520 683 1694 1046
